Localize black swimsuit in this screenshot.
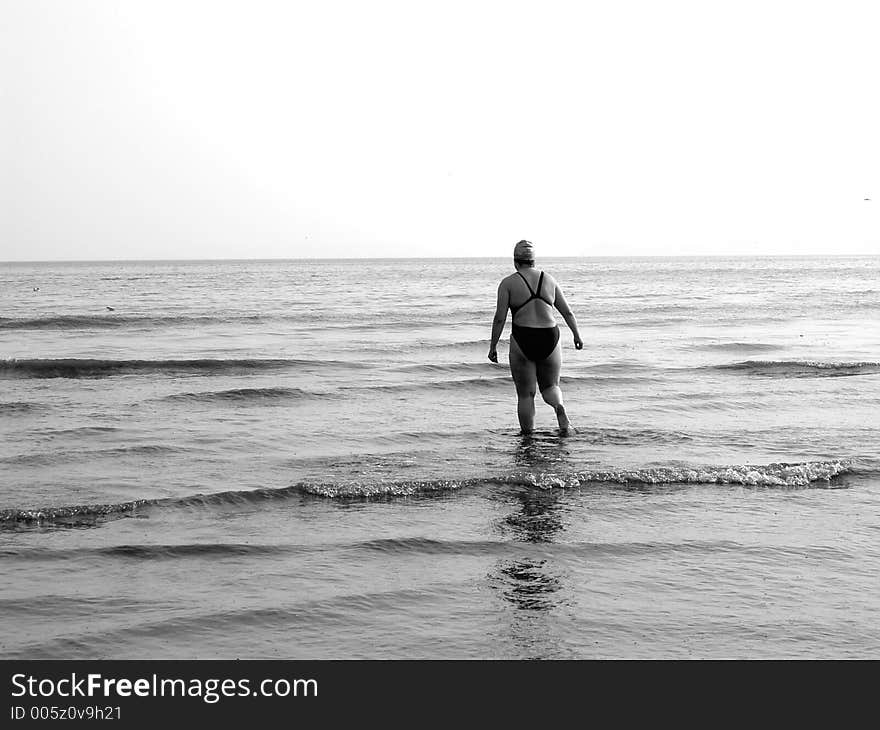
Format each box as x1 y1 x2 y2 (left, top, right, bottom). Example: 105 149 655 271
509 271 560 362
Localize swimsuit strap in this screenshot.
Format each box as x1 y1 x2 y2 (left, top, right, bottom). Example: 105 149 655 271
511 270 551 317
516 271 537 296
516 270 545 299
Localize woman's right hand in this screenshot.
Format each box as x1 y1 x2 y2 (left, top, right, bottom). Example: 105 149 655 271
573 336 583 350
488 348 498 363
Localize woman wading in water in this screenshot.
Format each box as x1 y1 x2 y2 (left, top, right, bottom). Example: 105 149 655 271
488 240 583 434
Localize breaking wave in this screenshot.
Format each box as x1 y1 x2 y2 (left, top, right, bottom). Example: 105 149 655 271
0 460 853 523
1 499 154 523
300 460 852 497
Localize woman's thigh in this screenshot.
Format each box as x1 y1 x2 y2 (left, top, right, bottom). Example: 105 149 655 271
508 336 537 395
535 340 562 392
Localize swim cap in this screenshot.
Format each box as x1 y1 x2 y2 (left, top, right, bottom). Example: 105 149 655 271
513 240 535 262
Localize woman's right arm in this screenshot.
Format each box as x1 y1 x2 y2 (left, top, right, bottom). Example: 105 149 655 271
554 285 583 350
488 282 509 362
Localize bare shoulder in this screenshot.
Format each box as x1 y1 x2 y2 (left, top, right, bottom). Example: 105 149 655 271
540 269 560 289
499 272 520 290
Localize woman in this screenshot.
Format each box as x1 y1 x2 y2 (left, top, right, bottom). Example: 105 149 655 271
488 240 583 434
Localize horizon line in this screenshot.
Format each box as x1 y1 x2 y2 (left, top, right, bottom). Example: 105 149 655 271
3 253 880 265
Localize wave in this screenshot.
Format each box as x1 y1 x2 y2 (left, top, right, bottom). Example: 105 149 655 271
0 401 45 415
387 363 649 385
341 376 510 395
692 342 781 353
417 339 490 352
0 313 469 332
0 543 300 560
0 314 268 330
0 484 307 524
392 362 495 375
313 319 460 332
597 313 797 328
582 361 656 374
715 360 880 378
0 460 853 524
0 443 196 466
0 538 854 569
1 499 154 523
162 386 323 403
30 425 120 436
166 379 509 402
90 444 192 457
300 460 854 497
575 427 695 445
0 357 366 379
339 536 853 561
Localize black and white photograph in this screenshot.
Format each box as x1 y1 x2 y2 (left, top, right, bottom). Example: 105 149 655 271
2 0 879 686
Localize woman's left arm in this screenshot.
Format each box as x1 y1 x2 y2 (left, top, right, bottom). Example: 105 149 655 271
554 285 583 350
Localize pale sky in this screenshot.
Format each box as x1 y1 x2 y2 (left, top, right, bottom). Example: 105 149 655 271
2 0 878 261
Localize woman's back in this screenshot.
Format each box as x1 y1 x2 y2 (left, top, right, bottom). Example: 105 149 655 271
507 268 557 327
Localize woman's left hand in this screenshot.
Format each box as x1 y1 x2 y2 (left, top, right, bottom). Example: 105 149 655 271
488 348 498 363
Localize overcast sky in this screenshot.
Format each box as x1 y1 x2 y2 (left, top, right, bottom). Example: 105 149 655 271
2 0 878 261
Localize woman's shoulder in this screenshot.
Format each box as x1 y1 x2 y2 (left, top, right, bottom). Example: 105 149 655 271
501 268 557 286
538 268 558 285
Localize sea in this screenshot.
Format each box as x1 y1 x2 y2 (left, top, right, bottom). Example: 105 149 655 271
2 256 879 659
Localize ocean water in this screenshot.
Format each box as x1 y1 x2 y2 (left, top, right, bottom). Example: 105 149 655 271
2 256 879 659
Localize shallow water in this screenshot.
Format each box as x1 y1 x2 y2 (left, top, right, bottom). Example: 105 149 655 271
2 256 879 658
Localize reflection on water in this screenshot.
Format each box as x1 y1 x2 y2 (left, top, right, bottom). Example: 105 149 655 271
507 432 570 544
503 489 563 544
514 431 573 471
495 559 562 612
490 432 572 660
494 486 565 613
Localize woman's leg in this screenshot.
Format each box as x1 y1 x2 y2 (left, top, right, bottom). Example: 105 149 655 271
508 336 537 433
536 341 570 431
